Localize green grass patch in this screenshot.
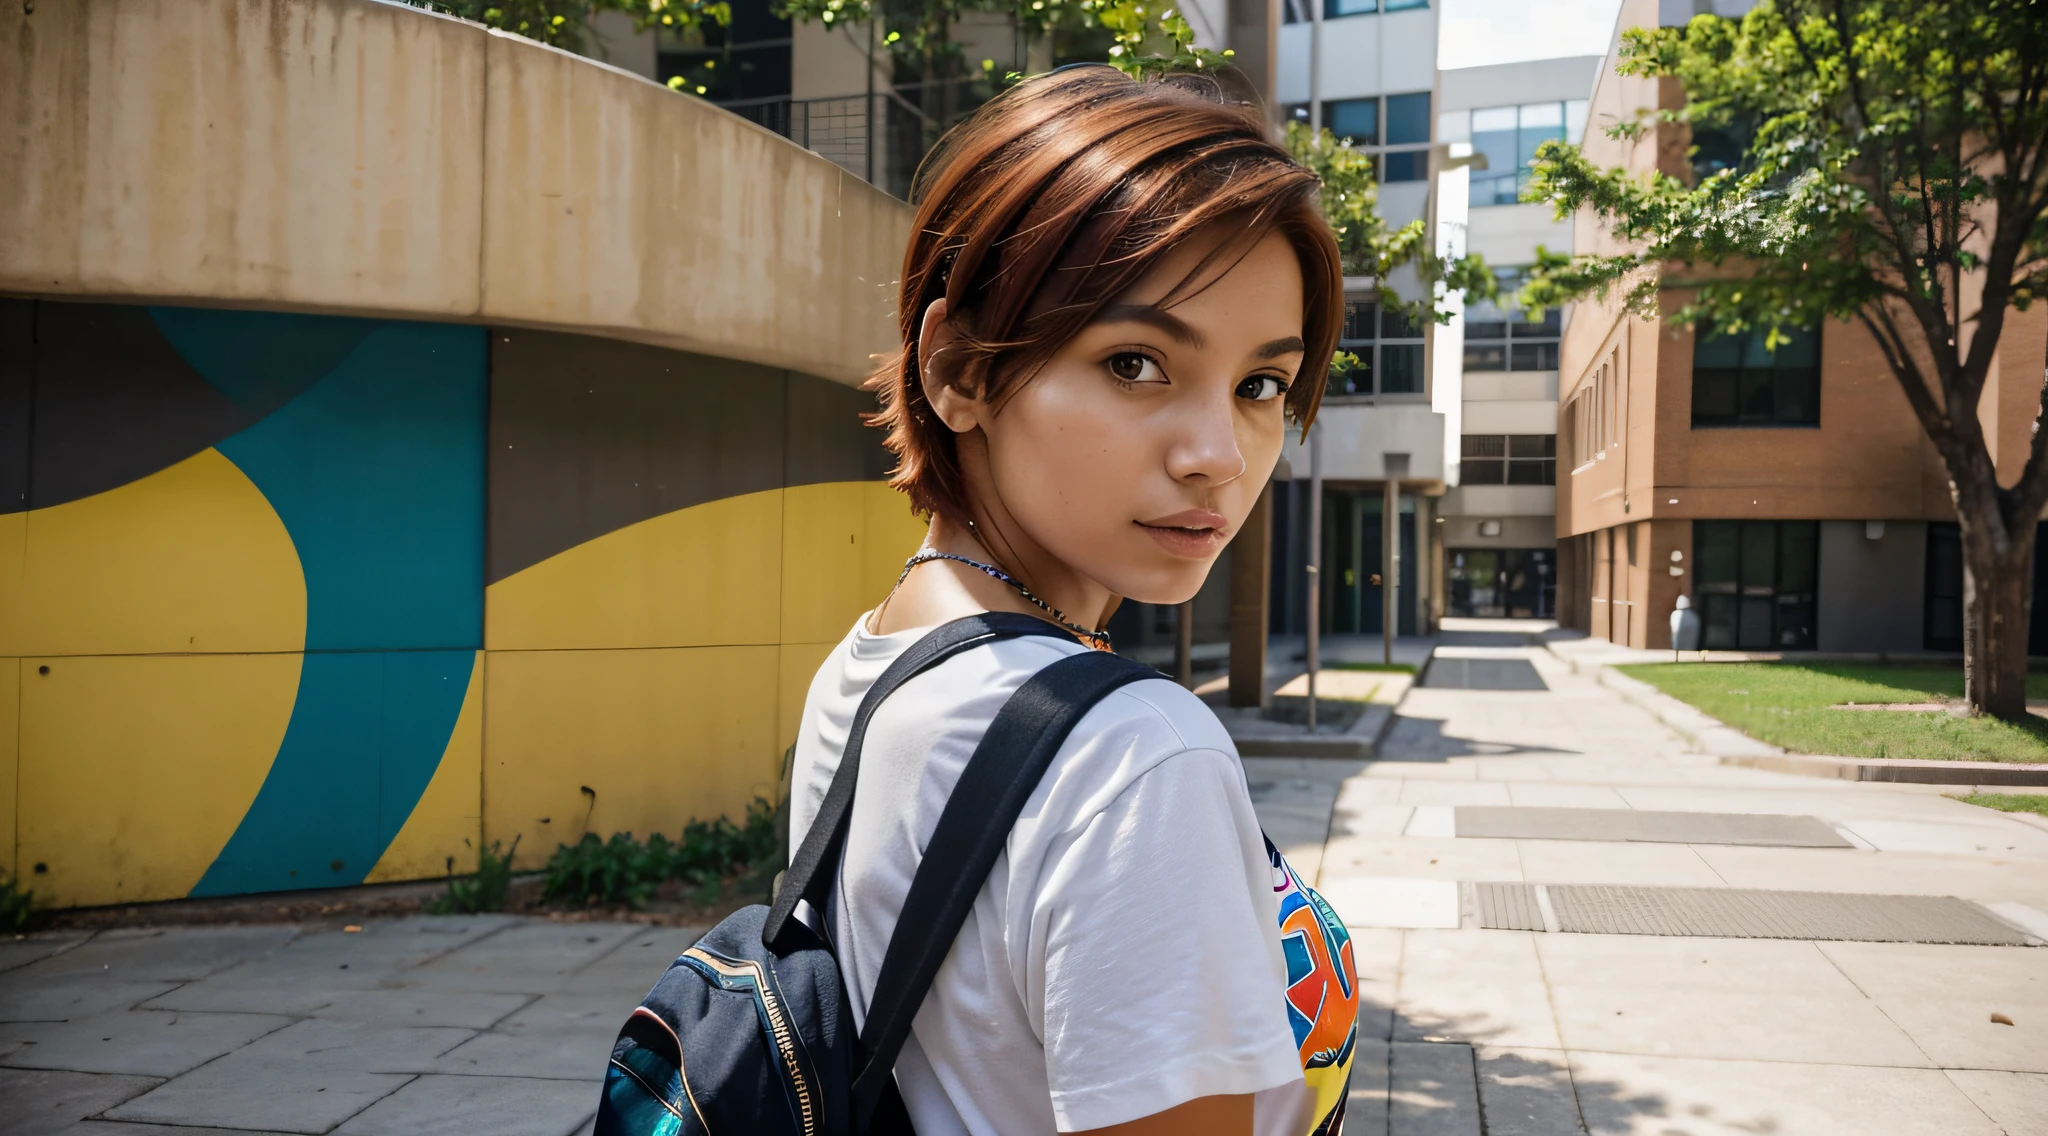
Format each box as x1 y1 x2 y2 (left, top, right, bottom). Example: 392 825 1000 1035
1956 793 2048 818
1615 663 2048 763
1326 662 1419 674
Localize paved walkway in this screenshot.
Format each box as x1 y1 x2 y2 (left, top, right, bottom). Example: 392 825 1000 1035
5 630 2046 1134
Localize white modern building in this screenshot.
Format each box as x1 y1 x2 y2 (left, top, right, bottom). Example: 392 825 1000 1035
1432 54 1600 618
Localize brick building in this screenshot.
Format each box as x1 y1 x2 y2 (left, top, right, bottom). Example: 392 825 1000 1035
1556 0 2048 652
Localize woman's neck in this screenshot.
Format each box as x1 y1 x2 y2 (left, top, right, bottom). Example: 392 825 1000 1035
868 513 1116 638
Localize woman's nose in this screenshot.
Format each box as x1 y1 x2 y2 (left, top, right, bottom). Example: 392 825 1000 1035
1163 390 1245 485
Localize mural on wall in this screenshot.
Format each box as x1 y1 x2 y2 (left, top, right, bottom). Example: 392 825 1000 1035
0 300 926 908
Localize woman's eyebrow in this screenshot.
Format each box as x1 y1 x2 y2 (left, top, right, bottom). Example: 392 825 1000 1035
1256 335 1307 359
1094 304 1205 349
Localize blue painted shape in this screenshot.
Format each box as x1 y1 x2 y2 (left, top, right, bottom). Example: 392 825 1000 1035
195 650 476 895
150 306 378 419
211 319 486 652
163 313 486 896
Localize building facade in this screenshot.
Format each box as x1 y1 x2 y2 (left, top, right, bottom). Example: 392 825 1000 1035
1431 55 1600 620
1555 0 2048 652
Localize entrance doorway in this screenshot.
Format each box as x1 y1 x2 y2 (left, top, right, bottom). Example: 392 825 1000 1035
1448 547 1556 618
1323 490 1416 635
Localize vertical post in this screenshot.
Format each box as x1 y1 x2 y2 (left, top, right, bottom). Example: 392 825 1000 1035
1308 0 1323 131
1175 599 1195 688
864 18 877 186
1306 424 1323 730
1228 483 1273 707
1383 475 1399 665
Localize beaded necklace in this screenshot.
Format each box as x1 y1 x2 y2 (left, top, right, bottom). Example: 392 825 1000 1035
897 548 1113 650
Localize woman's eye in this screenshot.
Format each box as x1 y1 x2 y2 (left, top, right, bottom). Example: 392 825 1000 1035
1107 352 1164 384
1236 374 1290 402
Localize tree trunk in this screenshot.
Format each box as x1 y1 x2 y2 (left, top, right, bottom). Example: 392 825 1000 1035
1959 522 2034 721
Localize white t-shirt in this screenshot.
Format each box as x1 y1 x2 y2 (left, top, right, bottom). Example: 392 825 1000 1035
789 615 1350 1135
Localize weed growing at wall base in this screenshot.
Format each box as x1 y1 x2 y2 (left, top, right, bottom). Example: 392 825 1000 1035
0 873 33 932
434 837 521 914
542 797 783 909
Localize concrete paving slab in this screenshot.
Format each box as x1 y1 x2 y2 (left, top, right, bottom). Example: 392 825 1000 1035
1504 784 1633 809
1321 835 1524 882
1945 1070 2048 1134
1397 782 1514 806
205 916 519 985
1344 1038 1391 1134
1511 840 1726 888
19 927 299 983
1816 940 2048 1004
104 1063 413 1133
0 1009 293 1076
1328 805 1415 842
302 988 535 1028
58 1124 300 1135
406 923 644 993
561 928 705 999
1389 1041 1480 1135
0 934 90 975
1689 845 2048 908
1457 807 1852 848
430 994 625 1081
1396 931 1562 1050
1473 1046 1587 1136
1568 1051 2002 1135
0 1069 160 1136
1550 981 1933 1066
1537 935 1861 996
1837 817 2048 858
1348 929 1403 1043
332 1073 596 1136
1323 878 1461 930
0 981 178 1024
1404 806 1456 837
1865 994 2048 1073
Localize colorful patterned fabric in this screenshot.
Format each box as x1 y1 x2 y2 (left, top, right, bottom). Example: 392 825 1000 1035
1270 837 1359 1135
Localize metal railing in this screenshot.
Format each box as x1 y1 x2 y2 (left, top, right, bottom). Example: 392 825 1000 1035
718 77 995 200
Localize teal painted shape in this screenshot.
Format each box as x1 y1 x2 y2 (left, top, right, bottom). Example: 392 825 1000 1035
165 312 486 896
150 305 377 420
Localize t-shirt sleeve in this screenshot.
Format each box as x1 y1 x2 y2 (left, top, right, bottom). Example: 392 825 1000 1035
1026 746 1305 1132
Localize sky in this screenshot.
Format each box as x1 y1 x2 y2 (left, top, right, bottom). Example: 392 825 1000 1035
1437 0 1628 70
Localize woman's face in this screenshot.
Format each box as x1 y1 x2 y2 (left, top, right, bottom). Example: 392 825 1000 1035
944 229 1309 606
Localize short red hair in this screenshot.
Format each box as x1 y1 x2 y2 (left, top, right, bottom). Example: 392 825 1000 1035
866 67 1344 522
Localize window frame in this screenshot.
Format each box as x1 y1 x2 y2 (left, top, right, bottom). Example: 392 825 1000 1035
1459 434 1556 485
1325 295 1428 401
1463 267 1560 373
1690 324 1822 428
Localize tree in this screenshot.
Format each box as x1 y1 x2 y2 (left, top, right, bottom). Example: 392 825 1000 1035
1523 0 2048 719
406 0 728 54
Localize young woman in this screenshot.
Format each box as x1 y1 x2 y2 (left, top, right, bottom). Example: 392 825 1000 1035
789 66 1360 1136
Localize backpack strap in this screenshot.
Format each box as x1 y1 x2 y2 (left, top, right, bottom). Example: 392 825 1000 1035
850 649 1160 1128
762 611 1080 954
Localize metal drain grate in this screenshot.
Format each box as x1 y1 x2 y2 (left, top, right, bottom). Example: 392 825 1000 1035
1472 883 2036 945
1420 658 1549 690
1455 807 1853 848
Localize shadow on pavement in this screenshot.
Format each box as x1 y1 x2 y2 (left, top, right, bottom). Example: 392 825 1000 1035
1371 714 1581 763
1348 993 1667 1134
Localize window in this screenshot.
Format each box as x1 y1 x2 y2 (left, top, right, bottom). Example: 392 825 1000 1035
1325 98 1378 146
1326 297 1426 398
1693 520 1818 649
1691 324 1820 427
1466 99 1589 206
1461 435 1555 485
1282 0 1314 22
1282 102 1313 127
1384 93 1431 145
1323 0 1378 16
1464 267 1560 371
1384 0 1429 8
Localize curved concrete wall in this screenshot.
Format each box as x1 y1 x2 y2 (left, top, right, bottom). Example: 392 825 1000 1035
1 0 908 386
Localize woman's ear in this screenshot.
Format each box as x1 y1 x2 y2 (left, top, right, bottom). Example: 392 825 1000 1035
918 298 983 435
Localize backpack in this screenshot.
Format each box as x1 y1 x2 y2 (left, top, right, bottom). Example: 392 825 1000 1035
595 612 1156 1136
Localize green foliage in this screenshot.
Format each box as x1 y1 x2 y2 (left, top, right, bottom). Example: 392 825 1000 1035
0 872 32 933
1283 120 1498 326
542 797 783 909
1618 662 2048 762
404 0 729 53
433 837 521 915
1957 792 2048 818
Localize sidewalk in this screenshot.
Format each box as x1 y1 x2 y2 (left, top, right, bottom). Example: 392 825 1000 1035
6 631 2047 1134
1250 631 2048 1135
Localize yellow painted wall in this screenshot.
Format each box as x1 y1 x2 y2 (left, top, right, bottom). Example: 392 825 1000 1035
0 658 17 880
7 450 306 657
19 653 302 908
480 480 926 868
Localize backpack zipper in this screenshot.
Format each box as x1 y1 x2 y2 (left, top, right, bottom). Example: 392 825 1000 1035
681 947 818 1135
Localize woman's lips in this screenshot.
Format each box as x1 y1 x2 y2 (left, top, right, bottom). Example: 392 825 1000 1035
1136 510 1230 558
